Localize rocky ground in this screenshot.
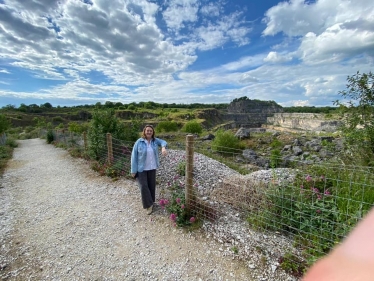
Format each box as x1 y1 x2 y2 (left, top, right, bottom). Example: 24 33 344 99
0 138 299 280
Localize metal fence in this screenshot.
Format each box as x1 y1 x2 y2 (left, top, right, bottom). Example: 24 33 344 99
50 130 374 276
0 133 6 145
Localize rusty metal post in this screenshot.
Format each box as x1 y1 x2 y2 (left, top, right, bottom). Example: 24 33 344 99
185 134 194 211
106 133 113 165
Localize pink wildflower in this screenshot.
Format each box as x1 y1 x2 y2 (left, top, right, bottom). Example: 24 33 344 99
317 194 322 200
181 204 185 209
324 190 331 196
316 209 321 214
170 213 177 221
305 175 312 182
176 198 181 204
189 217 196 223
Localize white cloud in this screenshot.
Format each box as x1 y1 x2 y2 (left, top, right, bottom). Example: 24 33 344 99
264 51 292 63
162 0 199 31
263 0 374 64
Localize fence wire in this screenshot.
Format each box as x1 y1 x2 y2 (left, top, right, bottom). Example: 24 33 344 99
50 131 374 272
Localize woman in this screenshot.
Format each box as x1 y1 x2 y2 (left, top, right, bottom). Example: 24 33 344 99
131 125 167 215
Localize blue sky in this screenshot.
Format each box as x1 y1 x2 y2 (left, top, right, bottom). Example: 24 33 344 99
0 0 373 108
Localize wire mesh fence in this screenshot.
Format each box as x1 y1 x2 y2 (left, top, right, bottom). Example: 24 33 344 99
0 133 7 145
49 130 374 272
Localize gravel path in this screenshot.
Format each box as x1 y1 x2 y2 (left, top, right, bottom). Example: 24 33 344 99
0 139 253 280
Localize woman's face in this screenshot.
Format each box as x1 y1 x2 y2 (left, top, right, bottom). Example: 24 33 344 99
144 126 154 139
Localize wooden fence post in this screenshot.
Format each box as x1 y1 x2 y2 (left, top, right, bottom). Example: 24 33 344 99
107 133 113 165
185 134 194 211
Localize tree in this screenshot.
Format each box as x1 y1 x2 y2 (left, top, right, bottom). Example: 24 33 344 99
334 71 374 165
87 109 140 160
41 102 53 108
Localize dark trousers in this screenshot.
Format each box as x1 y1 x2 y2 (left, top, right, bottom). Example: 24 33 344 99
137 169 156 209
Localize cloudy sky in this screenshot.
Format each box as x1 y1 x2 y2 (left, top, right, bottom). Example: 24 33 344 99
0 0 373 108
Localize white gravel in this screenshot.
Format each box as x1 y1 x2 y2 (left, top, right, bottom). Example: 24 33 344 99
0 138 298 281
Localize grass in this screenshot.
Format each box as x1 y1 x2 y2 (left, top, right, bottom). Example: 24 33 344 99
0 144 15 176
247 163 374 266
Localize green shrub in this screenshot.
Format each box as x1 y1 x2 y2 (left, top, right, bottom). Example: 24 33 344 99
182 120 202 134
46 130 54 144
177 161 186 176
87 109 140 160
270 149 282 168
157 121 179 132
5 137 18 148
159 181 197 227
250 164 374 265
52 116 64 123
211 129 244 155
270 138 283 149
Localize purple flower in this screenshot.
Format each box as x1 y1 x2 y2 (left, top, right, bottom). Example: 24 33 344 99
312 187 319 194
181 204 185 209
176 198 181 204
316 209 321 214
305 175 312 182
189 217 196 223
324 190 331 196
170 213 177 221
317 194 322 200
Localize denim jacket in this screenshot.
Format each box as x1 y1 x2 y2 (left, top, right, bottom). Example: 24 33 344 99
131 137 167 174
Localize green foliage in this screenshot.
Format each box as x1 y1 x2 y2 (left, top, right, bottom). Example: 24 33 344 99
46 130 54 144
270 149 282 168
5 137 18 148
182 120 202 134
0 144 13 176
160 185 197 227
250 164 374 265
270 138 283 149
177 161 186 176
33 117 47 128
334 71 374 164
0 114 10 134
68 121 87 134
52 116 64 123
211 129 244 155
157 121 179 132
279 252 306 278
87 109 140 160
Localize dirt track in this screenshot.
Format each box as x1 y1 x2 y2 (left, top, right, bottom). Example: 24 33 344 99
0 139 252 280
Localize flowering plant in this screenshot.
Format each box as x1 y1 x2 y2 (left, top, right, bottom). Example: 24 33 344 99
159 182 196 227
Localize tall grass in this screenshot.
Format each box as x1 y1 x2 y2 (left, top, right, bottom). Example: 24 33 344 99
248 163 374 265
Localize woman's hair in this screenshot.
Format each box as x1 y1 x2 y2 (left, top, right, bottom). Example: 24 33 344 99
141 125 155 139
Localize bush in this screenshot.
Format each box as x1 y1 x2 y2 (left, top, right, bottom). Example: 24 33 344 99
87 109 140 160
182 120 202 134
334 71 374 165
46 130 54 144
270 149 282 168
159 181 197 227
211 129 244 155
157 121 179 132
6 137 18 148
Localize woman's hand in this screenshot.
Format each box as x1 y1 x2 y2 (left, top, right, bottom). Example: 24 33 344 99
161 147 167 156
